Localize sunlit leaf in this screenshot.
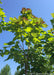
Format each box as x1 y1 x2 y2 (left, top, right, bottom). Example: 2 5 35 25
51 13 54 18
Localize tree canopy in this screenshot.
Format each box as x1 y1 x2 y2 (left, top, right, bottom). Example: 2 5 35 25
0 64 11 75
0 0 54 75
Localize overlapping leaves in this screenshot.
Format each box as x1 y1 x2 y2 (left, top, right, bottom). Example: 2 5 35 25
0 1 6 33
0 8 53 74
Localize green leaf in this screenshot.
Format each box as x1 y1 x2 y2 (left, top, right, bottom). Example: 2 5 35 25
4 43 8 45
5 54 13 61
17 66 21 70
9 17 13 21
0 28 2 33
24 27 33 32
48 37 54 42
0 1 2 4
51 13 54 18
8 41 15 45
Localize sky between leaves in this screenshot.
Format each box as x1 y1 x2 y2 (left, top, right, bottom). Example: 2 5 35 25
0 0 54 75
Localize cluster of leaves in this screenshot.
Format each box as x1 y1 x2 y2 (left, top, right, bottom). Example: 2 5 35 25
0 0 2 4
51 13 54 28
0 8 53 74
0 5 54 74
0 64 19 75
0 0 6 33
0 64 11 75
43 14 54 65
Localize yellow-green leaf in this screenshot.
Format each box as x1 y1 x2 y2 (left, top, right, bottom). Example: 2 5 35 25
4 43 8 45
51 13 54 18
24 27 33 32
